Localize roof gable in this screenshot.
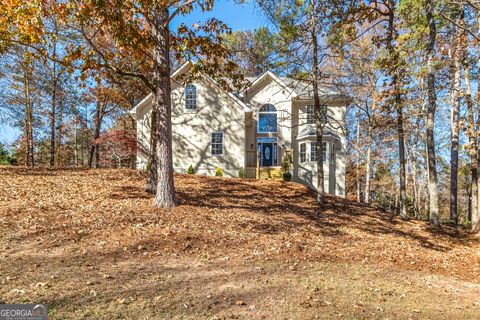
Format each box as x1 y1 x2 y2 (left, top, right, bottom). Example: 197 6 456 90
246 71 297 99
130 61 250 116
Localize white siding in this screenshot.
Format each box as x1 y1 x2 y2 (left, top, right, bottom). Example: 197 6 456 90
135 75 245 177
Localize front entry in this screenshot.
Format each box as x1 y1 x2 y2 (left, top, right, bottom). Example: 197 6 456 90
262 143 274 166
257 138 278 167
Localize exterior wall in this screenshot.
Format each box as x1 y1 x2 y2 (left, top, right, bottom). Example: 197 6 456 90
135 75 245 177
293 137 345 196
135 99 152 170
291 100 346 197
245 77 294 168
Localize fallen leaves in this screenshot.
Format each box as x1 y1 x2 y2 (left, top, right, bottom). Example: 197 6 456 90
1 167 476 279
1 167 480 318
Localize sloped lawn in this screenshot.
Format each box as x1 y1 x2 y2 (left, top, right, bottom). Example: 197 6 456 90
1 167 480 319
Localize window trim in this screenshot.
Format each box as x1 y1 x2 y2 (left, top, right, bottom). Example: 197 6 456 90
211 131 224 157
257 104 278 133
184 83 197 112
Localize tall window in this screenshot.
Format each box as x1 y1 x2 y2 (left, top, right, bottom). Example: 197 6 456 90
300 143 306 163
185 84 197 111
310 142 317 162
211 132 224 156
258 104 277 133
320 105 328 124
330 143 336 164
306 105 314 124
310 142 327 162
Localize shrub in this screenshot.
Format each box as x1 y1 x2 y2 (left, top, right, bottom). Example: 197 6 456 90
281 149 292 173
145 160 151 173
0 143 17 165
238 167 245 178
187 165 195 174
215 166 223 177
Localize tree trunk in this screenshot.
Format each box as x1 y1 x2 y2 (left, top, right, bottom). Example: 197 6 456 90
74 116 79 167
405 136 412 194
50 37 57 167
24 66 34 168
425 0 440 227
365 103 374 205
56 97 64 166
50 86 56 166
477 13 480 234
145 108 158 194
356 107 362 202
396 99 407 219
310 0 325 205
469 12 480 233
89 101 102 168
449 13 463 225
364 141 371 204
464 55 478 230
412 128 420 218
384 0 406 218
152 6 176 208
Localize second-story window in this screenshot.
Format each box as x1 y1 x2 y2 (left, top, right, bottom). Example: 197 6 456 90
258 104 277 133
185 84 197 111
306 105 314 124
306 105 328 124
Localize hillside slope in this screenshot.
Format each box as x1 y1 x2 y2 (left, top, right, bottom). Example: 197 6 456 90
1 167 479 319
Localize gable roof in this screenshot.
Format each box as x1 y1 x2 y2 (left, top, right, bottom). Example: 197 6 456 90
130 61 250 116
245 71 350 103
246 71 297 98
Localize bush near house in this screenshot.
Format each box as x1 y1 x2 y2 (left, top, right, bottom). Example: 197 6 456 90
238 167 246 178
282 150 292 181
215 166 223 177
187 165 195 174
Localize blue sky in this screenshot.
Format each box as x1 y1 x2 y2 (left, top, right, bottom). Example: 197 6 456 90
172 0 268 31
0 0 267 147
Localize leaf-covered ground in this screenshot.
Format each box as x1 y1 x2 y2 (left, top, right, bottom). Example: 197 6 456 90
1 167 480 319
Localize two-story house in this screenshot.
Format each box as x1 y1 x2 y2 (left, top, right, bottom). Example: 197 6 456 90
130 62 349 196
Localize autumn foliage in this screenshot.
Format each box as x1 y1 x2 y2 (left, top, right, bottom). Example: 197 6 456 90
95 129 136 168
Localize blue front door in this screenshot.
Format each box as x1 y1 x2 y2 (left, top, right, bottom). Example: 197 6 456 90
262 143 273 167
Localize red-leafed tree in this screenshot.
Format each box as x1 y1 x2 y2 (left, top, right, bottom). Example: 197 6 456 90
95 129 136 168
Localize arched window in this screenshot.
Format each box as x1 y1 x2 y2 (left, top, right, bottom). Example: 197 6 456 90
185 84 197 111
258 104 277 133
